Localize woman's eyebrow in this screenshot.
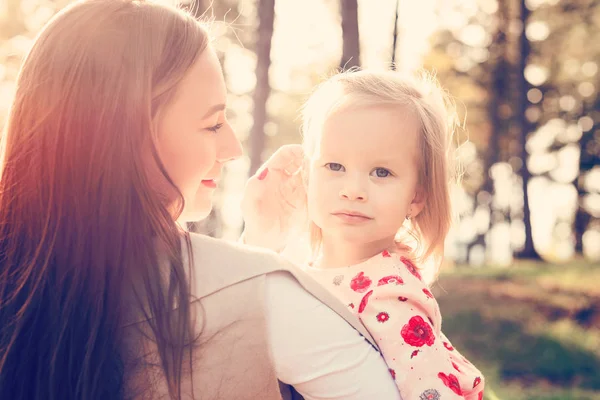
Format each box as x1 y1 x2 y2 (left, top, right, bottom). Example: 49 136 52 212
201 103 226 119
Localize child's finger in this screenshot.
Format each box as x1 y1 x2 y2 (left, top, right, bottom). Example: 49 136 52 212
282 148 304 175
263 144 304 172
277 185 296 210
286 172 306 203
277 176 304 210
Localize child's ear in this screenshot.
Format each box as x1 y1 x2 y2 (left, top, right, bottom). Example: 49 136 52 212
410 186 426 218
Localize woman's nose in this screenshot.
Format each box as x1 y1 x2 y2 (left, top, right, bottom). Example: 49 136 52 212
216 123 243 163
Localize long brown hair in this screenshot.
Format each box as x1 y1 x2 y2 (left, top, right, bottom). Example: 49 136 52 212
0 1 208 398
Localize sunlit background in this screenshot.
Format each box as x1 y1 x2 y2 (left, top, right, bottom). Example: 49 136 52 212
1 0 599 398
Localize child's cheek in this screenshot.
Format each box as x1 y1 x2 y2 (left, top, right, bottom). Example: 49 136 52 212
306 176 327 225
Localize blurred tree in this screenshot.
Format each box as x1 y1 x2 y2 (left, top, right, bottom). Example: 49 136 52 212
422 0 600 263
340 0 359 69
487 0 510 199
390 0 400 70
249 0 275 176
467 0 511 262
424 2 511 264
575 91 600 255
522 0 600 259
515 0 540 259
566 1 599 258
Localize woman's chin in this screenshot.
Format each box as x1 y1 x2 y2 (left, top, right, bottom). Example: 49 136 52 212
176 196 213 223
179 209 211 224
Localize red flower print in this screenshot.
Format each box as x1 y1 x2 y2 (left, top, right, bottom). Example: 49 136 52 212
358 290 373 313
348 303 354 309
350 272 372 293
427 316 434 326
438 372 462 396
452 362 460 372
473 376 482 388
411 349 420 358
443 341 454 351
422 288 434 298
378 275 404 286
401 257 422 280
376 312 390 323
401 316 435 347
382 250 392 257
389 368 396 379
398 296 408 302
419 389 440 400
478 391 483 400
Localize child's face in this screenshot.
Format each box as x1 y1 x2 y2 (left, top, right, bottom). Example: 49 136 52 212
306 104 424 249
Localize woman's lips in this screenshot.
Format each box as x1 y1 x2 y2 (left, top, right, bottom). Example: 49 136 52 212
201 179 217 188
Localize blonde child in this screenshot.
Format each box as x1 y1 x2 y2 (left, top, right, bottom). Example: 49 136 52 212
242 70 485 400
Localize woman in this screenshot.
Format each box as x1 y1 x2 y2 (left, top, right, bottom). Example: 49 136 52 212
0 1 401 399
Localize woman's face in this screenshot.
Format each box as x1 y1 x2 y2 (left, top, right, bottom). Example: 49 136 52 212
155 46 242 222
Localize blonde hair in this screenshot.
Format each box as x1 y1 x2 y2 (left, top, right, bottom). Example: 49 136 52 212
301 69 460 270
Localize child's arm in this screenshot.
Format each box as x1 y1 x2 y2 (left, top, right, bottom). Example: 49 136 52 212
267 271 403 400
355 268 484 400
437 332 486 400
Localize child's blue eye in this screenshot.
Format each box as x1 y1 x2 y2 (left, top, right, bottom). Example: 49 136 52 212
207 123 223 133
326 163 344 172
373 168 391 178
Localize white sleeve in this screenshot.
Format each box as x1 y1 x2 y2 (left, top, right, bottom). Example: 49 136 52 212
265 271 402 400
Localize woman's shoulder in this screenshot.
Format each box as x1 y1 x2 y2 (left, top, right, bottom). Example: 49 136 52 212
185 232 292 297
187 232 380 349
187 231 281 263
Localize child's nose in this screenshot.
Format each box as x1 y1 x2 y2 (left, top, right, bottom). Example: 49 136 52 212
339 178 367 202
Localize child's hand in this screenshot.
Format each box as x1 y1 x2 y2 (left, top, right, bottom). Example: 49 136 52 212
241 144 307 252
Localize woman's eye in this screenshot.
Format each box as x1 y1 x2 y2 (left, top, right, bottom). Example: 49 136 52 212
207 123 224 133
373 168 391 178
326 163 344 172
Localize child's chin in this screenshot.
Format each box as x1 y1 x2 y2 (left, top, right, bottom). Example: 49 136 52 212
336 231 374 243
337 230 392 245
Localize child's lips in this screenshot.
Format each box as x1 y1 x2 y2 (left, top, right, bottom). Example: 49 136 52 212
331 211 372 223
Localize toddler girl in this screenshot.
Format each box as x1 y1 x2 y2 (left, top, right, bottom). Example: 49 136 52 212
243 70 485 400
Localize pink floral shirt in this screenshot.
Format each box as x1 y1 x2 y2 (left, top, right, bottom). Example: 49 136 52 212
305 250 485 400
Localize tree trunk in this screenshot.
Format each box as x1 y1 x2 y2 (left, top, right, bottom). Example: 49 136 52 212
574 94 599 255
573 189 591 254
474 0 508 261
340 0 360 69
516 0 541 259
249 0 275 176
390 0 400 70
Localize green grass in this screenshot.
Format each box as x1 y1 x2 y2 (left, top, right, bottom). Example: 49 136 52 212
432 260 600 400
